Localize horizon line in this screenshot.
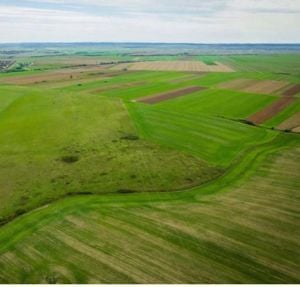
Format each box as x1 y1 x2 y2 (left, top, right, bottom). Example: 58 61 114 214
1 41 300 45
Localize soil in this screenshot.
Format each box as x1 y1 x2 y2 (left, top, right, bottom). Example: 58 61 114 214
138 86 205 104
248 97 296 124
282 84 300 97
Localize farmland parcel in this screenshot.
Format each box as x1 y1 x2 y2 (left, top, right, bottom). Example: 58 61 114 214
0 43 299 284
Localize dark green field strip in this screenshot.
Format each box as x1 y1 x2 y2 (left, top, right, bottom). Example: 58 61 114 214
0 141 299 283
128 103 277 166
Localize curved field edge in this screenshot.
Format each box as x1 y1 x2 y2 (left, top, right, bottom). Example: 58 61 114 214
0 133 299 283
126 101 278 167
0 126 291 228
0 132 298 250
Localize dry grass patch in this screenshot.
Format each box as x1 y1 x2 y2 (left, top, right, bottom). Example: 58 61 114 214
277 111 300 132
218 79 289 95
242 80 290 95
113 61 234 72
0 66 115 85
218 78 257 90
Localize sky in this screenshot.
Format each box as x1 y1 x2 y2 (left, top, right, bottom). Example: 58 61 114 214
0 0 299 43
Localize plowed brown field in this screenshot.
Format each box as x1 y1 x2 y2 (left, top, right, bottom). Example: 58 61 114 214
137 86 205 104
248 97 295 124
282 84 300 96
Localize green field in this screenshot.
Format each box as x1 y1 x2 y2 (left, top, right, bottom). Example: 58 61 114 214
0 48 299 283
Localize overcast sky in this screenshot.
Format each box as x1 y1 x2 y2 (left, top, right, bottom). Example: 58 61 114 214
0 0 299 43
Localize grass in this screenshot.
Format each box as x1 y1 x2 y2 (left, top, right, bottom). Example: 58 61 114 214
224 54 300 75
154 88 277 119
0 52 299 283
0 84 220 224
195 54 300 77
128 102 277 166
0 133 298 283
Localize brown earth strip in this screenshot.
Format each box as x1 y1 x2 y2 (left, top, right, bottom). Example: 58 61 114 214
248 97 296 124
0 67 126 85
277 111 300 132
137 86 205 104
282 84 300 97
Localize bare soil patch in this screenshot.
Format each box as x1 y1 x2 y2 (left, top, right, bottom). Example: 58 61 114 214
137 86 205 104
248 97 296 124
277 111 300 132
282 84 300 97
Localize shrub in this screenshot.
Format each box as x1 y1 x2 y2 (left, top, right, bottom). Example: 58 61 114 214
61 155 79 163
120 134 139 141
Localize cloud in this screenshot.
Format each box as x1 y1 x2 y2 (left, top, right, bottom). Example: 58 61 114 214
0 0 299 43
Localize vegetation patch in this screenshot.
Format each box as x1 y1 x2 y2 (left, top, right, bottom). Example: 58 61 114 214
61 155 80 163
120 134 139 140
